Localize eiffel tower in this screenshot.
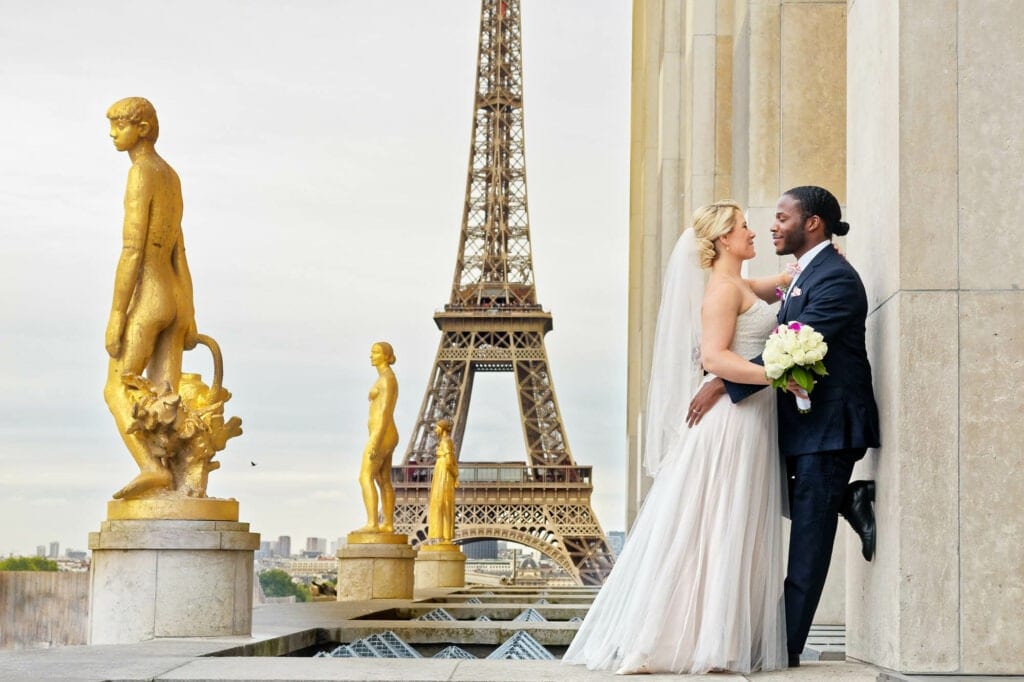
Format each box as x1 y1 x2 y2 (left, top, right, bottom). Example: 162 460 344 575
391 0 615 586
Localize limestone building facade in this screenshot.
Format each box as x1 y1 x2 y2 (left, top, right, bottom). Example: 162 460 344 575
626 0 1023 675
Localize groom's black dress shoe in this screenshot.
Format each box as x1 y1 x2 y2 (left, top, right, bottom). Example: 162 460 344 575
841 480 876 561
788 653 801 667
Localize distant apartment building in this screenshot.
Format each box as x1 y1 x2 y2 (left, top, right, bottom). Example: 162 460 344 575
463 539 498 560
277 536 291 558
304 537 327 555
606 531 626 557
464 558 514 576
55 556 89 572
256 556 338 580
48 541 59 558
329 537 345 555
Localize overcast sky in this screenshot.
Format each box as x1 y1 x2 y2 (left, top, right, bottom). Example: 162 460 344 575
0 0 631 556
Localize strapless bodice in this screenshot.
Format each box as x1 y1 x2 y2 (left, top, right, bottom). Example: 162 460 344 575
730 299 777 358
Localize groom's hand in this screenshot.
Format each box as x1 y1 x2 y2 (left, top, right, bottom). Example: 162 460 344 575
786 378 811 398
687 378 726 427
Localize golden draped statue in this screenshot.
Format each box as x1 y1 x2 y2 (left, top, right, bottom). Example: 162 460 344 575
427 418 459 544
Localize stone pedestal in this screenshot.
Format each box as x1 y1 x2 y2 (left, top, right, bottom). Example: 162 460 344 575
414 543 466 589
336 538 416 601
88 516 259 644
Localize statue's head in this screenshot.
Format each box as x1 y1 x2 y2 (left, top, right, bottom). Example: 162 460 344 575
370 341 396 367
106 97 159 150
434 418 452 436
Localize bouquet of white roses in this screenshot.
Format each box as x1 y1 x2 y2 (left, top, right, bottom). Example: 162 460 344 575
763 321 828 413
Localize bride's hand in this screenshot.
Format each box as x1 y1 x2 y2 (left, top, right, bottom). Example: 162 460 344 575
687 378 725 427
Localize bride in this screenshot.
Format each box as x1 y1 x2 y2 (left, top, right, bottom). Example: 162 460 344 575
564 201 794 674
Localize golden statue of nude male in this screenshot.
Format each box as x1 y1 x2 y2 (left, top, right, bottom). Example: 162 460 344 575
103 97 241 502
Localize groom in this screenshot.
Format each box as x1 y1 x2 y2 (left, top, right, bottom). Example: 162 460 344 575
688 186 880 667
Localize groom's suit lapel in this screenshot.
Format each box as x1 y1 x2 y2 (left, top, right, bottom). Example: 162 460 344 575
778 246 835 323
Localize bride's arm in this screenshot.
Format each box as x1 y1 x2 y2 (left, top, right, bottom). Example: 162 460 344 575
745 271 792 303
700 282 770 386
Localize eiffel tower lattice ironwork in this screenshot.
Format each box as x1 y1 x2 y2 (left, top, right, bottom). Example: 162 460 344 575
391 0 615 585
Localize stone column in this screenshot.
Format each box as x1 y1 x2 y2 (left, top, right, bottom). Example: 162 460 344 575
88 501 259 644
846 0 1024 674
627 0 737 528
627 0 668 525
766 0 850 628
729 0 851 626
732 0 847 275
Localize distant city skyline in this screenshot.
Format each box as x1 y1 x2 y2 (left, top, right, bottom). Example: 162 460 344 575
0 1 631 557
12 527 631 562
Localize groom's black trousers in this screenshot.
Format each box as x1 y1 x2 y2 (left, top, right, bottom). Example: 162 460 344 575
784 447 865 656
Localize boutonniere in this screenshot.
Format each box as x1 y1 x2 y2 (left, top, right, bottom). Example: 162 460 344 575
791 287 803 298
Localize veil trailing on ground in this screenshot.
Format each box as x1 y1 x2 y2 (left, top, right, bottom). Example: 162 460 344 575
643 228 706 477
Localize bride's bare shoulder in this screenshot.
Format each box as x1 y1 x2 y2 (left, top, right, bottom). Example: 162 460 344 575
703 274 744 312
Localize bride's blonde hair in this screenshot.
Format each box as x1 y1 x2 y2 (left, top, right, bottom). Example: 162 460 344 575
692 201 742 269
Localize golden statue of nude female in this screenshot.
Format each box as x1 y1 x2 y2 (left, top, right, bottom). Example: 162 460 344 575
353 342 400 534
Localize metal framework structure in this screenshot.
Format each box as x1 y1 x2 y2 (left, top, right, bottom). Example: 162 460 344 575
393 0 615 586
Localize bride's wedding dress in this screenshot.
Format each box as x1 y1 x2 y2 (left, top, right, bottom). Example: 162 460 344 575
563 299 786 674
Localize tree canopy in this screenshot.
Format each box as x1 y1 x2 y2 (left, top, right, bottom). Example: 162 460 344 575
258 569 310 602
0 556 59 571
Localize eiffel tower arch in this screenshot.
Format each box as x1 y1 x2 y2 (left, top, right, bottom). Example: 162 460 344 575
392 0 615 585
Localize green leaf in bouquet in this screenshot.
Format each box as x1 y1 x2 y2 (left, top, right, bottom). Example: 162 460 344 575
812 361 828 377
792 366 815 392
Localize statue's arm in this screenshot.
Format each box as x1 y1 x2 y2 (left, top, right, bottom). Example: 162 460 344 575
106 164 152 357
172 233 198 349
440 439 458 484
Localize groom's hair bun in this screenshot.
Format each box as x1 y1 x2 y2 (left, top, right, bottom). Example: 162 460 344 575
784 186 849 238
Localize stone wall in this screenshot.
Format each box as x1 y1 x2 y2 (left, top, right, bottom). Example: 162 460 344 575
845 0 1024 674
0 571 88 649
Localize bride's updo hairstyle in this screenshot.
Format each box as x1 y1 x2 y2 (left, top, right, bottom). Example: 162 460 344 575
692 200 743 269
783 185 850 237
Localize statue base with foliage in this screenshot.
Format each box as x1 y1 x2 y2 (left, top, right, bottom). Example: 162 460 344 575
108 335 243 517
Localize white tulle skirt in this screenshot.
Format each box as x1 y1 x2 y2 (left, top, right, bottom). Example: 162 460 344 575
564 384 786 674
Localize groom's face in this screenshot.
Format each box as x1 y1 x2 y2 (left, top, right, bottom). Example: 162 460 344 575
771 195 808 257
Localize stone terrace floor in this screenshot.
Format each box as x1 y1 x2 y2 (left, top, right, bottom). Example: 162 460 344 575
0 587 1017 681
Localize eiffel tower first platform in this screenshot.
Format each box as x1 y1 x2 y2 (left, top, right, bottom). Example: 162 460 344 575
391 0 615 586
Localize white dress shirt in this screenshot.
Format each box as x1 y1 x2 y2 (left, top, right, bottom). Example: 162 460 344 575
785 240 832 299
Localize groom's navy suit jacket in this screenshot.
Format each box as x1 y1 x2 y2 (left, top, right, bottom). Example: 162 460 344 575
725 245 880 457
